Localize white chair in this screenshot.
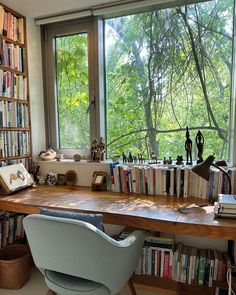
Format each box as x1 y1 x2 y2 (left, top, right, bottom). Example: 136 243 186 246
23 214 145 295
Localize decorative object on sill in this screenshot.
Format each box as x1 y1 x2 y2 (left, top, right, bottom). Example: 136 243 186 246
57 174 66 185
149 151 158 164
55 153 64 161
39 148 56 161
167 156 172 165
185 126 192 165
122 152 127 163
38 175 46 185
163 157 167 165
128 152 133 163
138 153 144 164
65 170 77 185
111 155 120 162
176 155 183 165
89 137 106 162
91 171 107 191
73 154 81 162
195 130 204 164
46 171 57 185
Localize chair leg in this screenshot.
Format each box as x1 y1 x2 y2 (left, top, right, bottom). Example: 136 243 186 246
46 289 56 295
128 279 137 295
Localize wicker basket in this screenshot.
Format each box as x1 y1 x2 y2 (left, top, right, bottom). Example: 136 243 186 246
0 244 31 289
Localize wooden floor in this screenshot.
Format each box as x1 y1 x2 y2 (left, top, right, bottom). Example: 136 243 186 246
0 267 176 295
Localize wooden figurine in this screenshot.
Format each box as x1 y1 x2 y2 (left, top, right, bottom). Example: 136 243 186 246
185 126 192 165
196 130 204 164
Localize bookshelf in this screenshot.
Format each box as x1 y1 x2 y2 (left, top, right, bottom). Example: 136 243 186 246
0 3 31 167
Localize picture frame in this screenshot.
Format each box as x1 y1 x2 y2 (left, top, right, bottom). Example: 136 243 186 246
57 174 66 185
91 171 107 191
0 163 34 194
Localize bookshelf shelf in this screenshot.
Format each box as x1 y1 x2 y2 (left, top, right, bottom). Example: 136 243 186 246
0 3 31 167
0 66 26 76
0 35 24 46
0 96 28 103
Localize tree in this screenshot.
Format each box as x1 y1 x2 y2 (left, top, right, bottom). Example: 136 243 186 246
105 0 232 160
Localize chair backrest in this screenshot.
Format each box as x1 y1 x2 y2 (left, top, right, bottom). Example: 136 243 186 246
23 214 145 294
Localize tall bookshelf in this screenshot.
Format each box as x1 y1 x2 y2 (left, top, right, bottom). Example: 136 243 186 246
0 3 31 168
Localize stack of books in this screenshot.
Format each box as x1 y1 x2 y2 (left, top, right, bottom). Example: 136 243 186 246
215 194 236 218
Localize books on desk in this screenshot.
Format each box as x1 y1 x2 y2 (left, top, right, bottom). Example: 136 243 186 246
215 194 236 218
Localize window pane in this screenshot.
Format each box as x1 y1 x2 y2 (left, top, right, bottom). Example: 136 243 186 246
55 33 89 149
105 0 233 161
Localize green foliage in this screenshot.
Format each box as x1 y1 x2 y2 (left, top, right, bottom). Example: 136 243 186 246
56 34 89 149
105 0 233 161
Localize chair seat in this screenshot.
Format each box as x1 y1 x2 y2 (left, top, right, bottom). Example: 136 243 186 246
45 270 111 295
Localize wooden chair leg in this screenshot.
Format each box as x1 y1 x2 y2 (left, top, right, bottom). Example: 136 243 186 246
46 289 56 295
128 279 137 295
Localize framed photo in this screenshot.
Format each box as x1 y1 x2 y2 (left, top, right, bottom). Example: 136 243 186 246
91 171 107 191
0 163 34 194
57 174 66 185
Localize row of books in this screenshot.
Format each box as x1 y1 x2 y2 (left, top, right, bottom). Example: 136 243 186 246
0 6 24 44
0 211 25 248
111 164 236 199
0 100 29 127
0 39 25 72
134 235 232 287
0 157 32 169
0 69 27 99
0 130 30 158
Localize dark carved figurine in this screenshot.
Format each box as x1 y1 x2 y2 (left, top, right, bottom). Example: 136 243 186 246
185 126 192 165
122 152 127 163
176 155 183 165
195 130 204 164
128 152 133 163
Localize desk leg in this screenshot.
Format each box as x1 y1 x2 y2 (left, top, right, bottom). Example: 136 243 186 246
128 278 137 295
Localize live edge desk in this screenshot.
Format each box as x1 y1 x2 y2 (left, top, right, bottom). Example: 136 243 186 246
0 184 235 240
0 185 235 294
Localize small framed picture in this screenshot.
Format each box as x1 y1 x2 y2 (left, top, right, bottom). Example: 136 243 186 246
91 171 107 191
57 174 66 185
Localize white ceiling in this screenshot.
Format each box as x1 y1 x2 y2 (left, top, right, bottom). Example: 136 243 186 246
0 0 115 18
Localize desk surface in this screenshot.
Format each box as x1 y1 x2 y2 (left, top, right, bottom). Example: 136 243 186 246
0 185 235 240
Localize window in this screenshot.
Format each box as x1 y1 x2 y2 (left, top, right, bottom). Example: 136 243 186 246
43 0 235 163
105 0 233 161
43 20 97 157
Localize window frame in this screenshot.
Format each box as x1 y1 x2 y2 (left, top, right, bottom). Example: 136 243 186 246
41 1 236 165
42 17 104 158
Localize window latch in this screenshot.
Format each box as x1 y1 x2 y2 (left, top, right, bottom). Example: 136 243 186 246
86 94 95 113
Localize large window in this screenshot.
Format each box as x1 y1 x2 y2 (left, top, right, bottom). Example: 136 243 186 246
43 0 235 162
105 0 233 160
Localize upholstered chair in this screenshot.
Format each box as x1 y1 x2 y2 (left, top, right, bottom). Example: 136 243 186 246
23 214 145 295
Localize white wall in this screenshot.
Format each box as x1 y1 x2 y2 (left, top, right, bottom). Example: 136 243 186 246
26 18 46 156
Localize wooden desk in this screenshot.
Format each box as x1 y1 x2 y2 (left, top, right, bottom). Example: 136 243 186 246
0 184 235 240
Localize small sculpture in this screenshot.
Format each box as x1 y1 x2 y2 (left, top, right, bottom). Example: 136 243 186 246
128 152 133 163
150 152 157 163
46 171 57 185
98 137 105 161
89 137 106 162
90 138 99 161
176 155 183 165
122 152 127 163
163 157 167 165
39 148 56 161
73 154 81 162
185 126 192 165
195 130 204 164
167 156 172 165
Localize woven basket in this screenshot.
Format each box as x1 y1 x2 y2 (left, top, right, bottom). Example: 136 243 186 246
0 244 31 289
